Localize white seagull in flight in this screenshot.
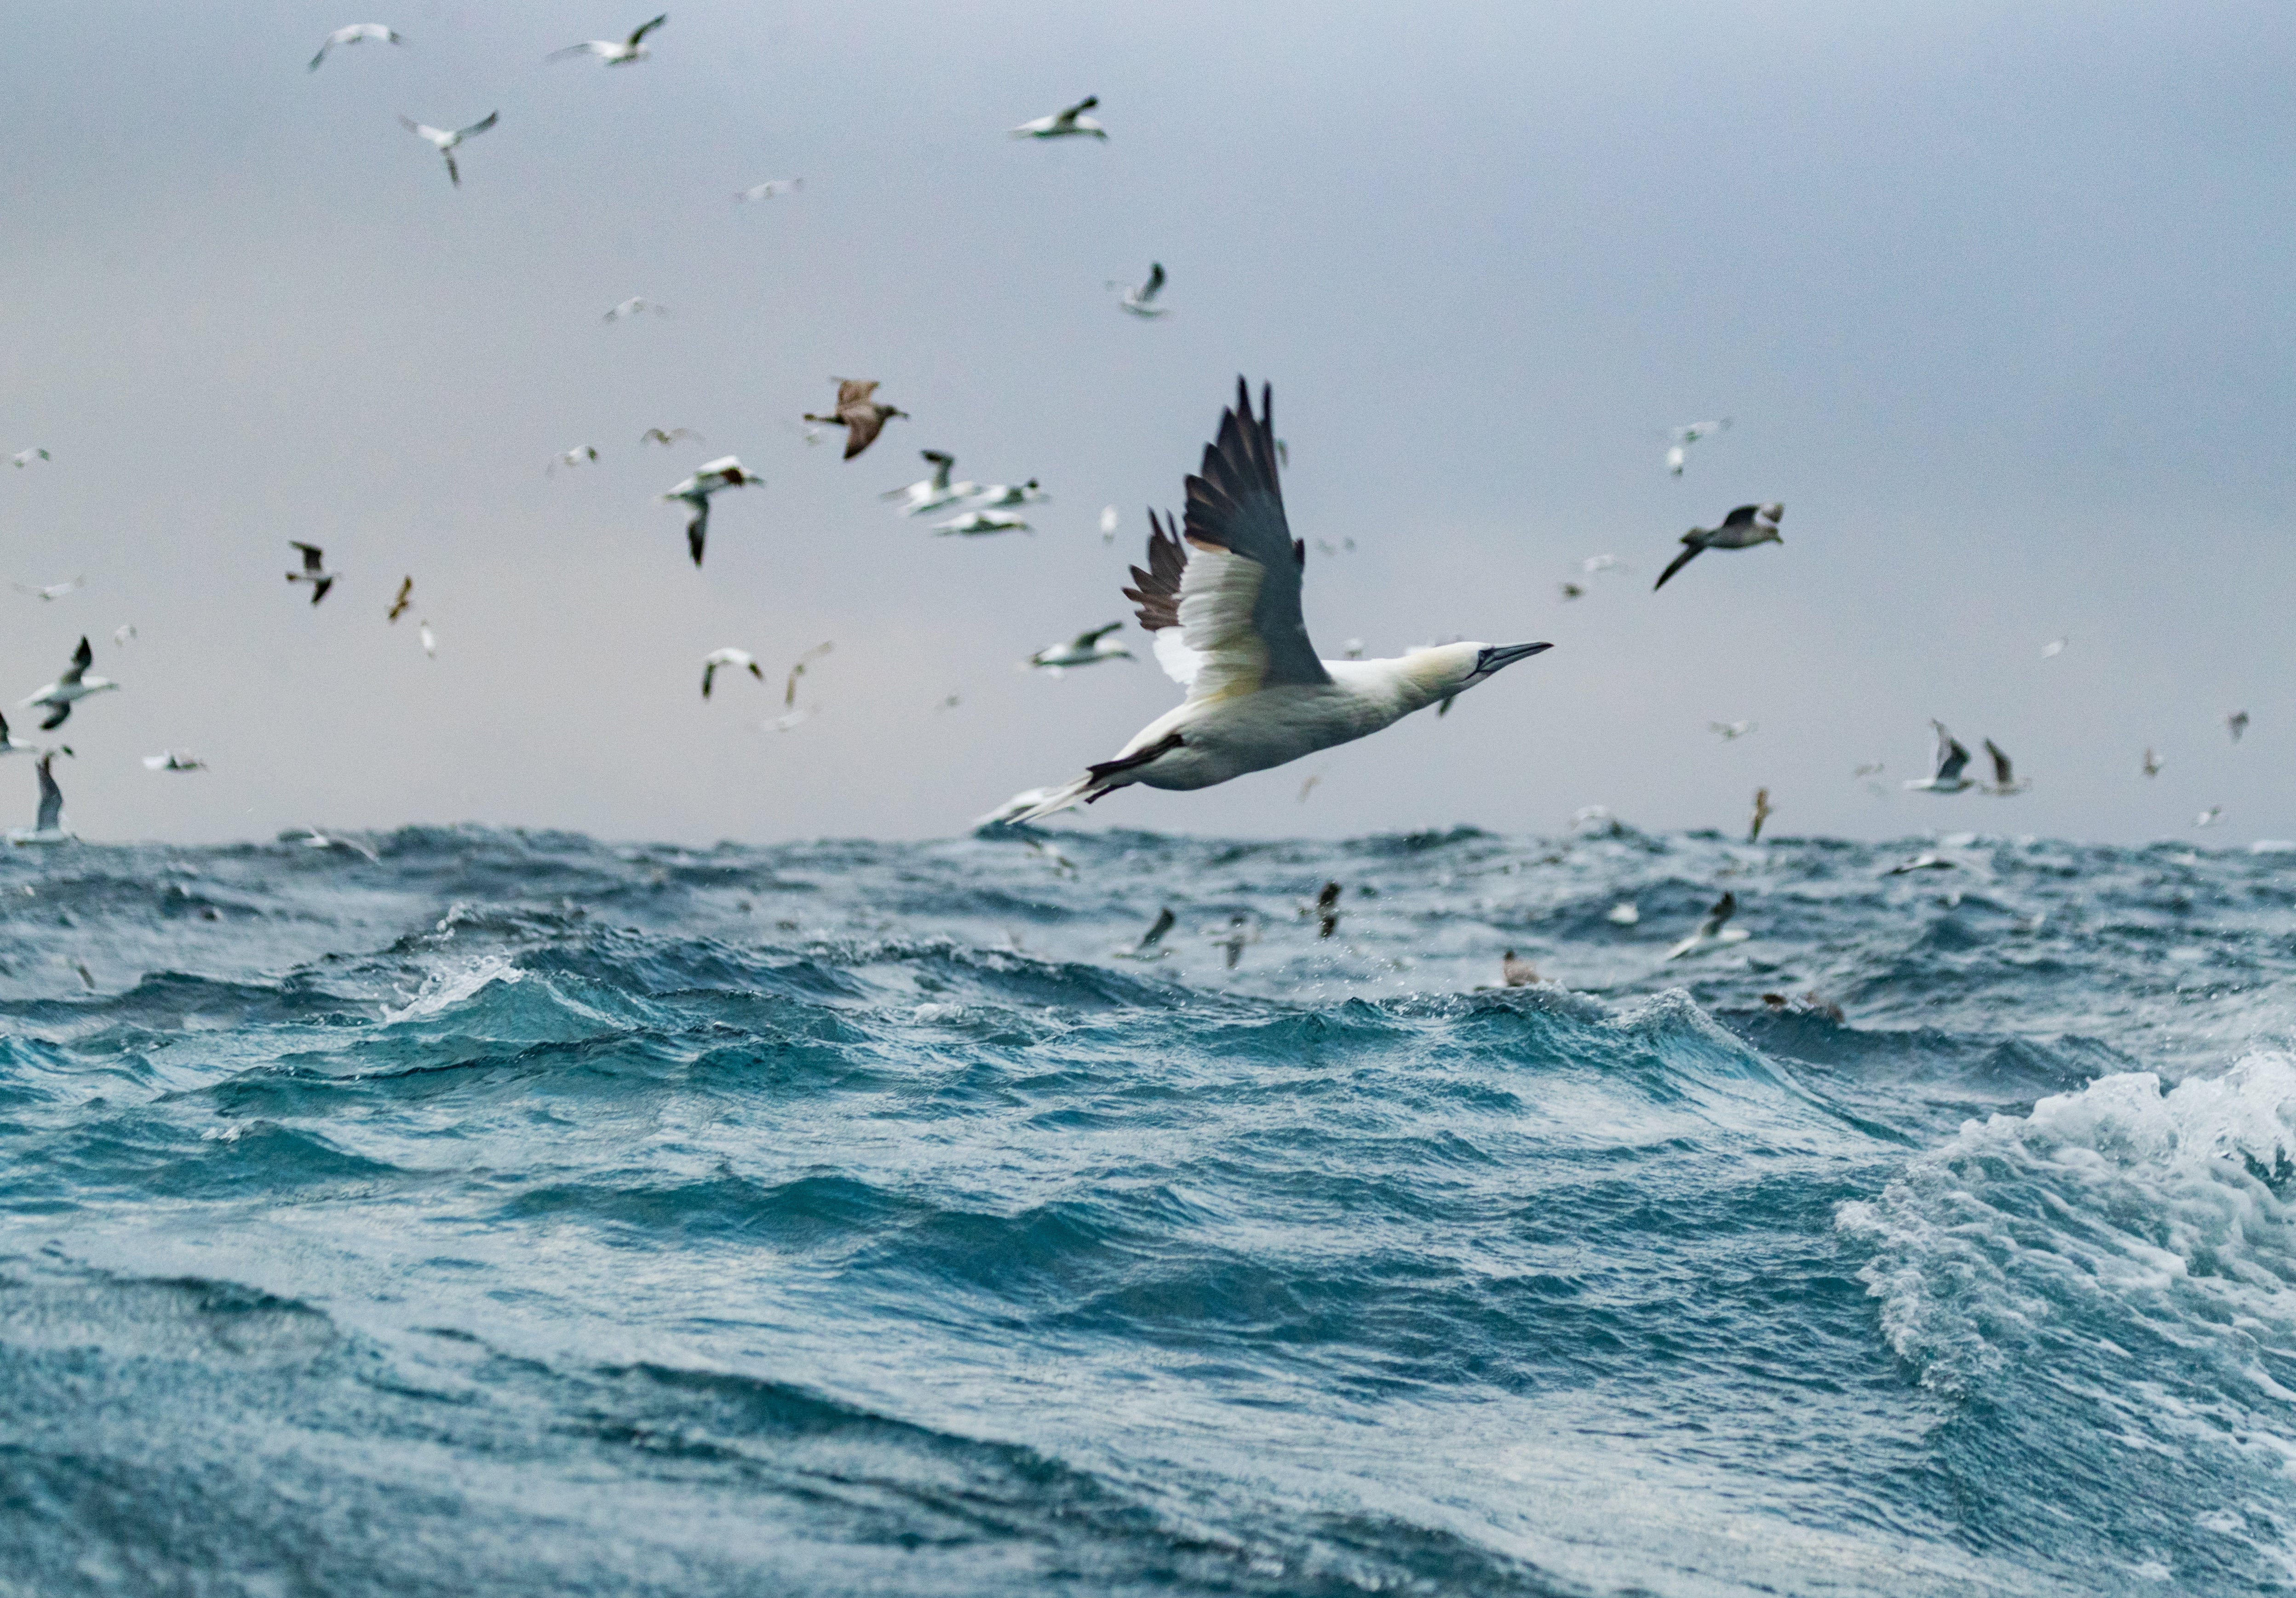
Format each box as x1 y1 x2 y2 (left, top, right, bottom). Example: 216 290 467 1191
8 752 72 845
661 456 760 567
21 636 117 731
399 111 497 187
143 750 207 772
549 14 666 65
1029 624 1132 674
1904 721 1975 792
603 297 669 322
1010 95 1108 140
309 23 404 71
700 648 764 699
736 178 802 202
880 451 975 517
11 448 50 468
1664 418 1731 476
548 445 597 475
1110 262 1170 317
1007 380 1551 822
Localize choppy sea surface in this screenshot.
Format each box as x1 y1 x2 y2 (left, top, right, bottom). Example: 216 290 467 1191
4 819 2295 1597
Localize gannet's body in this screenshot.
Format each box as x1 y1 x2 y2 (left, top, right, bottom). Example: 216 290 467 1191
1011 381 1549 820
20 636 117 731
661 456 760 566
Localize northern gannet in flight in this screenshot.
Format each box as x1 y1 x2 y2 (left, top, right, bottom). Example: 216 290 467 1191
2227 710 2250 743
660 456 760 566
1501 950 1539 987
11 577 82 602
309 23 404 70
143 750 207 772
549 13 665 64
286 542 336 604
2197 806 2223 827
11 448 50 468
1029 623 1131 673
784 641 832 706
1887 852 1957 876
2142 746 2163 777
1009 380 1551 822
804 379 907 460
1653 503 1783 590
1010 95 1107 140
21 636 116 730
603 297 669 322
934 510 1030 536
640 426 702 447
548 444 598 475
1981 739 2030 796
1210 911 1258 970
968 479 1047 509
700 647 764 699
736 178 802 202
880 450 975 517
1664 418 1731 476
1904 721 1975 792
1119 906 1177 959
1748 786 1774 842
1665 890 1746 960
8 752 72 845
399 111 497 187
1110 262 1169 317
388 576 413 621
1311 880 1342 939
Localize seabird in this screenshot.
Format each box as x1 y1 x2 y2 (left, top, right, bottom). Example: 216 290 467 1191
11 577 82 602
784 641 832 706
419 621 436 658
1903 721 1975 793
2197 806 2224 827
1606 902 1639 925
1025 837 1076 877
1297 773 1320 802
1100 507 1121 545
1748 787 1774 842
548 13 665 64
20 637 117 730
880 450 975 517
1007 381 1551 822
11 448 50 468
2227 710 2250 743
387 577 413 621
1010 95 1108 140
700 647 765 699
1501 950 1539 986
1709 720 1756 740
286 542 335 604
398 111 497 187
1559 582 1584 601
804 380 908 460
1313 880 1342 939
1653 503 1783 590
1888 852 1956 875
2041 637 2067 659
1029 623 1132 673
143 750 207 772
2142 747 2164 778
935 510 1031 537
1210 912 1257 970
112 624 135 646
770 707 814 733
603 297 668 322
640 427 702 447
1981 739 2030 796
1124 906 1177 959
660 456 760 566
968 479 1048 509
1665 890 1746 960
309 23 404 70
1853 761 1884 778
298 827 379 862
548 445 598 475
736 178 802 202
8 752 72 845
1664 417 1731 476
1110 262 1169 317
0 711 39 756
1581 554 1624 576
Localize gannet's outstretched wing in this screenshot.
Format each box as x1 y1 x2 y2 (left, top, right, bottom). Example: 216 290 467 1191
34 755 63 832
1123 511 1203 688
1985 739 2014 787
60 636 93 686
1932 722 1971 782
628 14 667 46
1174 379 1328 695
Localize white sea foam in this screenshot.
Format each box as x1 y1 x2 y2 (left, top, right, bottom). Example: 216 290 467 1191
382 953 522 1024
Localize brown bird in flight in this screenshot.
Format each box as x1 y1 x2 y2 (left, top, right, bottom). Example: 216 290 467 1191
388 577 413 622
804 379 908 460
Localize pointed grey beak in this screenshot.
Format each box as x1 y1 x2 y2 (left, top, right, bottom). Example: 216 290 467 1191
1470 641 1552 681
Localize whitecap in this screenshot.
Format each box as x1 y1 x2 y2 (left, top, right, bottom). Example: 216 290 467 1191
382 953 522 1023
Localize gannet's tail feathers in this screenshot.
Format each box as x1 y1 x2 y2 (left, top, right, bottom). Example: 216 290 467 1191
1010 731 1187 824
1007 774 1097 825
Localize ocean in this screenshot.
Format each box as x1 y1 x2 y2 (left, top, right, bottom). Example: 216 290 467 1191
2 819 2291 1596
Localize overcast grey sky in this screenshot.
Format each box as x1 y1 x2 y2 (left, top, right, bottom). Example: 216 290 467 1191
3 1 2291 844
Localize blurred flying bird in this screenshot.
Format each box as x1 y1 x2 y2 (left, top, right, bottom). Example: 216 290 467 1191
1748 787 1774 842
1887 852 1956 876
1502 950 1539 986
1559 583 1584 601
2197 806 2223 827
2142 747 2163 778
418 621 436 658
1710 720 1756 741
736 178 803 202
548 445 598 475
0 711 40 757
804 379 907 460
398 111 497 186
387 577 413 621
20 638 117 732
700 648 764 699
785 641 832 707
1297 773 1320 802
1853 761 1884 778
11 577 81 602
1982 739 2030 796
1904 722 1975 793
968 479 1048 509
640 427 702 447
603 297 668 322
1110 262 1169 317
1666 891 1746 960
1313 881 1342 939
298 828 379 862
11 448 49 468
309 23 403 70
771 707 815 733
143 750 207 772
548 13 665 64
1007 381 1551 822
1211 912 1257 970
1011 95 1107 139
111 625 135 647
1029 623 1131 673
660 456 760 567
1653 503 1782 590
880 450 974 517
2227 710 2250 743
1581 554 1624 575
1665 417 1730 476
8 751 71 845
1127 906 1177 958
1100 505 1120 544
2041 637 2066 659
1026 838 1075 877
286 542 335 605
935 510 1031 537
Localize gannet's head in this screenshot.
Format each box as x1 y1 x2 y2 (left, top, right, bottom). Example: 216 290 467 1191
1401 640 1552 708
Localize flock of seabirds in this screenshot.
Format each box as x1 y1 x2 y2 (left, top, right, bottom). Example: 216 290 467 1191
0 16 2265 984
